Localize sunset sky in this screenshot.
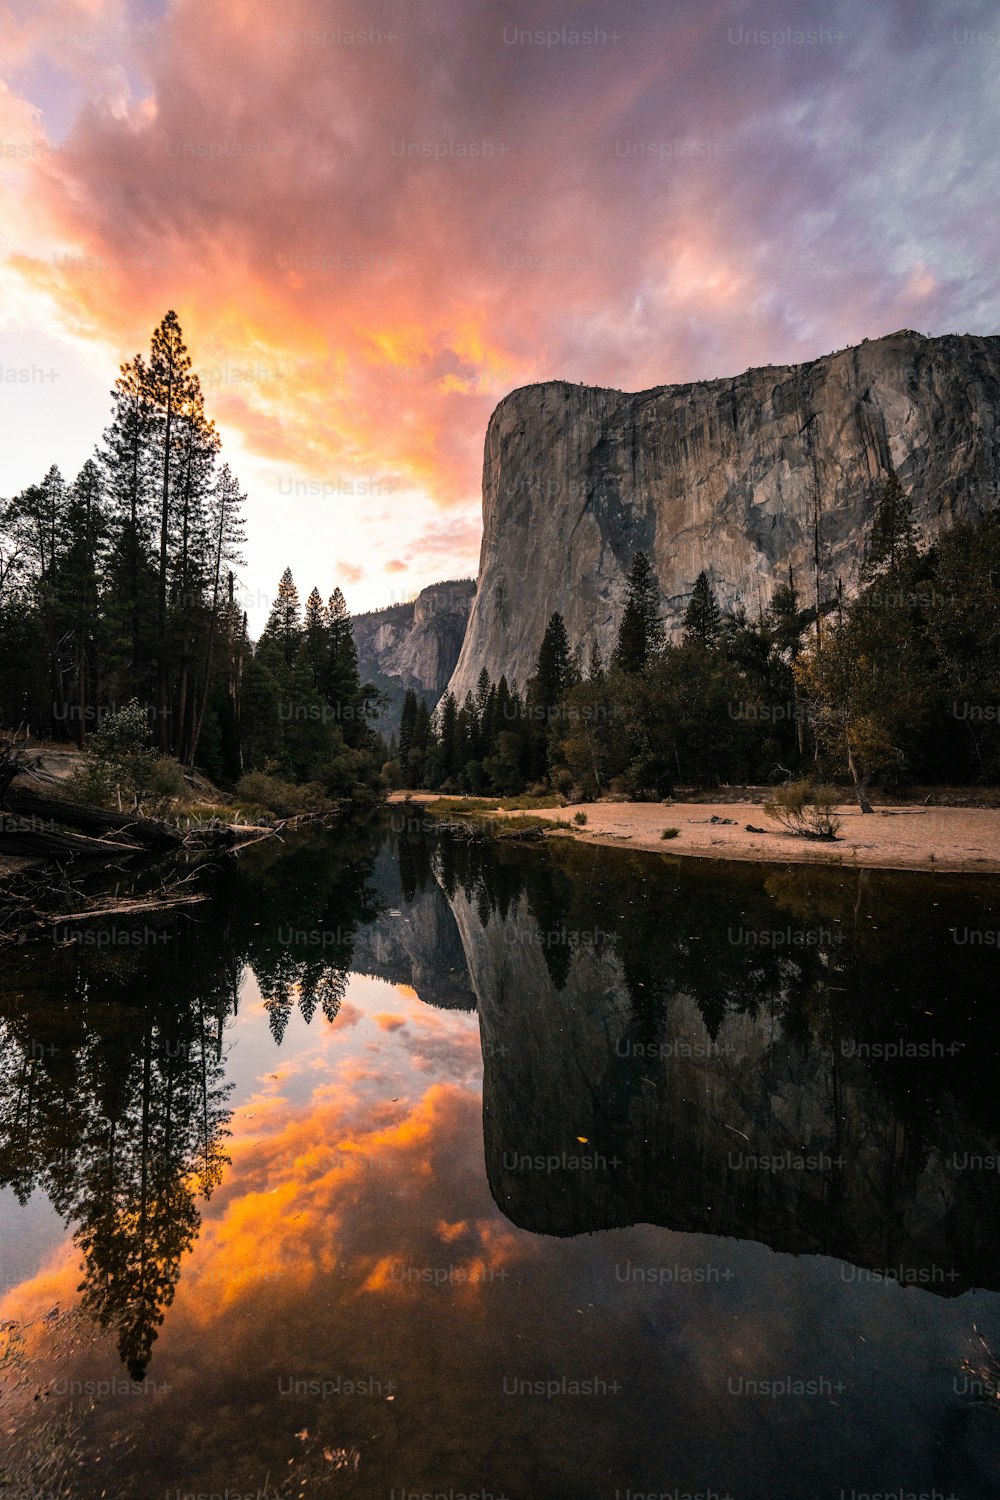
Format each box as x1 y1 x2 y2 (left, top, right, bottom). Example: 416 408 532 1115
1 0 997 630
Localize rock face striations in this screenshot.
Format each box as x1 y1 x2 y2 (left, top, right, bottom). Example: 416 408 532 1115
352 578 475 733
447 330 1000 702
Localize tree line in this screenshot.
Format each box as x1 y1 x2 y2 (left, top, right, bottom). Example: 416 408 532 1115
4 327 997 811
0 311 246 769
0 310 383 802
386 474 1000 805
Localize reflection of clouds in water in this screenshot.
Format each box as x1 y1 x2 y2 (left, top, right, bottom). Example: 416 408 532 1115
328 1000 363 1031
373 1012 408 1031
2 1048 992 1496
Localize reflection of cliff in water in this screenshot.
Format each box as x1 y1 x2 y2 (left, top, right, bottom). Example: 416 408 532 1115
350 836 476 1010
430 835 1000 1295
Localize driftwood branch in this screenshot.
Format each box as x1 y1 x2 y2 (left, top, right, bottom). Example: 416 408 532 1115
49 893 207 925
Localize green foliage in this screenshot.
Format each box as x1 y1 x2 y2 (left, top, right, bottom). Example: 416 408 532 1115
612 551 664 673
0 312 246 773
84 699 158 809
683 570 723 649
768 571 805 659
763 780 842 839
144 756 188 814
795 549 935 809
233 771 333 819
660 827 680 839
861 469 919 584
530 612 574 709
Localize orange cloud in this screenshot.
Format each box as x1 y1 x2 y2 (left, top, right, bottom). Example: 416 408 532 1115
373 1012 407 1031
1 0 988 622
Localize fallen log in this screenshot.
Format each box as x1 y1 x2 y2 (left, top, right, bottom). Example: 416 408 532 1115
3 785 182 848
49 893 207 925
0 826 142 859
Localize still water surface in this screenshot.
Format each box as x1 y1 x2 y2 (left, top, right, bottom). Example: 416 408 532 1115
2 820 1000 1498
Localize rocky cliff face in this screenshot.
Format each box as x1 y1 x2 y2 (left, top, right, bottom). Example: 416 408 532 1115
446 884 1000 1293
447 330 1000 702
352 578 475 733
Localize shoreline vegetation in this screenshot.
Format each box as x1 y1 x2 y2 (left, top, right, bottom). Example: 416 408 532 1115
392 792 1000 875
3 315 1000 865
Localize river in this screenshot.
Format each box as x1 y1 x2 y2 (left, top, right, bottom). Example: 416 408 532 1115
2 816 1000 1498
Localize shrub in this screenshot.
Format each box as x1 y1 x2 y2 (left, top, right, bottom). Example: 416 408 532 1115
234 772 332 819
144 757 187 815
661 827 680 839
573 810 588 826
64 760 117 808
764 780 842 840
68 700 162 811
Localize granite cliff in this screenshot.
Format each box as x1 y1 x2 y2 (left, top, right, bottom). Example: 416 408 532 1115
447 329 1000 702
352 578 475 734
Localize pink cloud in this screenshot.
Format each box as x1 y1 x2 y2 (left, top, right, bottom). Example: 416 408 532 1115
2 0 995 539
328 999 363 1031
373 1012 407 1032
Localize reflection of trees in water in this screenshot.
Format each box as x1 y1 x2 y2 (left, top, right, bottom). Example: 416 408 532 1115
0 824 381 1376
226 824 382 1042
0 961 232 1379
421 829 1000 1123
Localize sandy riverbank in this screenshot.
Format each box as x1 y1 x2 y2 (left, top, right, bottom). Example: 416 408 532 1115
392 794 1000 875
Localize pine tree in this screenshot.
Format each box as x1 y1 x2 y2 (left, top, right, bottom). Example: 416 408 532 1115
169 409 220 759
399 688 418 764
475 666 491 723
412 697 433 753
59 460 107 745
325 586 367 746
302 587 329 685
148 311 207 748
612 552 664 672
188 464 246 767
100 353 158 691
861 470 919 583
437 692 458 780
9 466 71 734
683 570 722 649
531 612 573 710
260 568 302 670
768 568 803 659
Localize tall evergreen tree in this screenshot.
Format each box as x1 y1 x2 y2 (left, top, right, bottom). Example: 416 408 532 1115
100 353 158 691
325 586 367 746
475 666 491 723
768 568 803 659
188 464 246 767
59 459 107 745
260 568 302 669
437 691 458 780
399 688 418 765
301 587 329 684
531 612 573 710
861 469 919 584
683 570 722 649
612 552 664 672
148 310 209 748
9 466 71 734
